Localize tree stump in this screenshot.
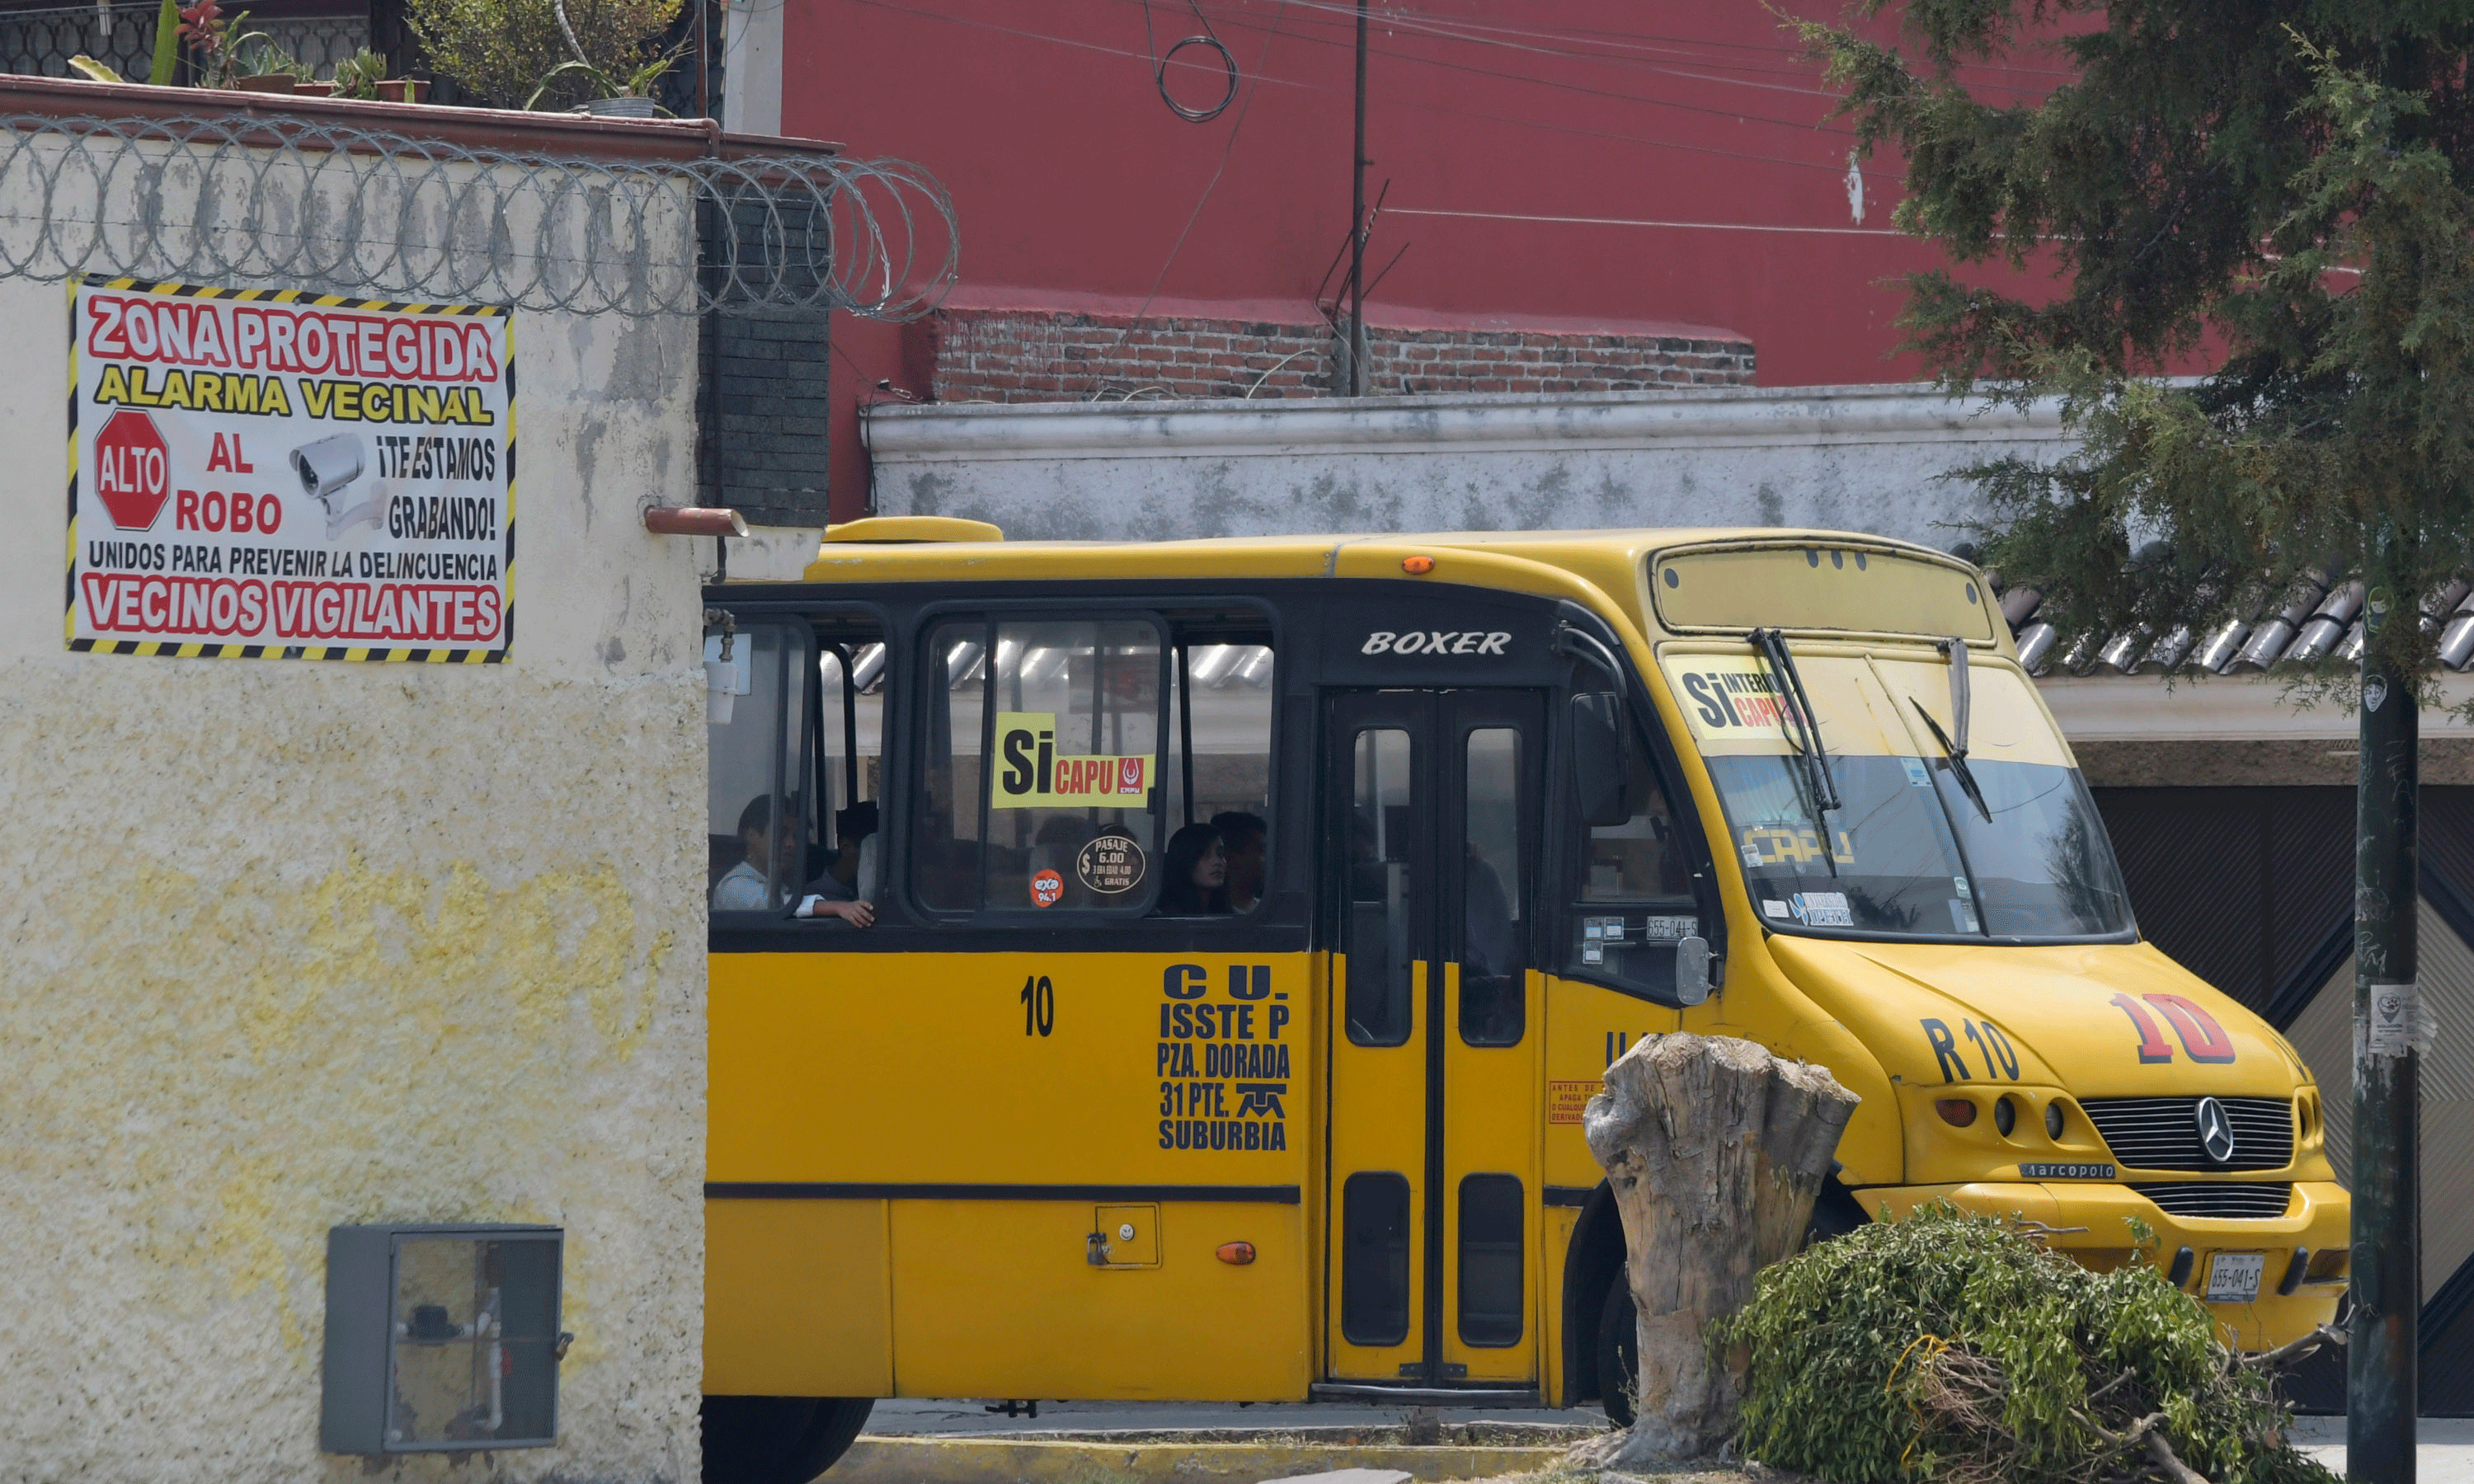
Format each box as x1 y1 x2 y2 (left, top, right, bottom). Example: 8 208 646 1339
1575 1031 1860 1466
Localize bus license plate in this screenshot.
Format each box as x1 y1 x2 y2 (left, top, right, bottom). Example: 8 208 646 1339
2204 1252 2267 1303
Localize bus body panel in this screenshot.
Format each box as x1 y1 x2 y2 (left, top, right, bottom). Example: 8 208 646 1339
887 1197 1311 1399
708 947 1314 1398
703 528 2347 1410
705 1197 891 1397
709 950 1313 1186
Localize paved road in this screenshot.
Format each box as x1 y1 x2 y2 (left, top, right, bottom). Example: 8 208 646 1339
872 1400 2474 1481
2290 1418 2474 1484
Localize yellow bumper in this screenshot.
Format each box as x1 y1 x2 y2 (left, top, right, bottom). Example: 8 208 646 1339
1864 1180 2349 1350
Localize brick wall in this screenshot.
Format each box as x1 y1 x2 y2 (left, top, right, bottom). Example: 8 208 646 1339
700 305 831 528
923 308 1755 403
698 198 832 526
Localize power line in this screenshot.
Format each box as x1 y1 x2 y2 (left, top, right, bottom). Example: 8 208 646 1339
1152 0 1873 138
1388 205 1908 236
1182 0 1850 96
838 0 1862 173
1128 0 1291 326
1264 2 2064 100
1141 0 1241 120
1175 0 2077 82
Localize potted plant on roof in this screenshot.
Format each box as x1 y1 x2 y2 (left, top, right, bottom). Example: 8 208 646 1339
525 46 681 116
407 0 683 112
174 1 308 93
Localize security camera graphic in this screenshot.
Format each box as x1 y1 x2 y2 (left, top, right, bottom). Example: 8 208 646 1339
290 433 381 540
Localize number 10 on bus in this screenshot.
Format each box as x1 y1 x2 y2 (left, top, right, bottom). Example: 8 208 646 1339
1021 975 1055 1036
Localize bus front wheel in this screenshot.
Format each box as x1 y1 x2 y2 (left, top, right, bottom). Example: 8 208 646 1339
1593 1188 1871 1425
702 1396 875 1484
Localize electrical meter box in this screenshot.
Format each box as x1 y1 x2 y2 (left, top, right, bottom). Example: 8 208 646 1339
321 1223 564 1454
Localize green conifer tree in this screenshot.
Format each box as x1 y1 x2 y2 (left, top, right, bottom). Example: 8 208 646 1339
1803 5 2474 1460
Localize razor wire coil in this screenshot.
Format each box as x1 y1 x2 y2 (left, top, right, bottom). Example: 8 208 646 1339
0 110 957 320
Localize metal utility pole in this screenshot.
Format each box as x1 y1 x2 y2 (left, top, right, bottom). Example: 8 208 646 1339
1345 0 1369 397
696 0 710 121
2350 589 2420 1484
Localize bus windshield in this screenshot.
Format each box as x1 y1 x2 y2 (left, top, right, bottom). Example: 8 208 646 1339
1663 646 2132 941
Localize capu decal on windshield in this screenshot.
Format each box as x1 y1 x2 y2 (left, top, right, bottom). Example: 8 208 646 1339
1741 824 1857 866
2109 992 2236 1065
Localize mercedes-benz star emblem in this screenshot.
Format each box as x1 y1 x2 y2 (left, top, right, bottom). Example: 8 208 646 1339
2194 1097 2237 1165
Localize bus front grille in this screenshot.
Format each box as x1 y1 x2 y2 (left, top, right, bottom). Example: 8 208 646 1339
2128 1181 2297 1220
2081 1096 2294 1171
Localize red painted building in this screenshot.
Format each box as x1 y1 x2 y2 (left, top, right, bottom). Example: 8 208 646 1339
783 0 2064 517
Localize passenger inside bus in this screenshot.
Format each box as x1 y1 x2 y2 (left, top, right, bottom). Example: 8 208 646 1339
1156 823 1231 915
792 876 874 927
793 801 879 927
1211 811 1268 913
713 795 793 911
821 801 882 900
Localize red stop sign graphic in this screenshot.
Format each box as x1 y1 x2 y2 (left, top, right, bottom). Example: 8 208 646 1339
92 408 172 531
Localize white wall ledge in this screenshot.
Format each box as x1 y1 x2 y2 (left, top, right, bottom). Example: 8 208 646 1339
864 382 2064 463
2039 674 2474 741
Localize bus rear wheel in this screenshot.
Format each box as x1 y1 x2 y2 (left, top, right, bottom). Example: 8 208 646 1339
702 1396 874 1484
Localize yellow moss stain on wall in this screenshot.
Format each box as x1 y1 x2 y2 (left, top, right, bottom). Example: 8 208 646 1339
595 928 674 1060
2 843 694 1419
218 1151 310 1351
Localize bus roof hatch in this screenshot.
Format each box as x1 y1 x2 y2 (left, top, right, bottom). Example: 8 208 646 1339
822 516 1005 544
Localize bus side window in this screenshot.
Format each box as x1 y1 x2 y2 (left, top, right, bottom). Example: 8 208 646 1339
708 621 815 918
1162 639 1276 917
1583 738 1691 900
1563 711 1701 993
914 615 1171 915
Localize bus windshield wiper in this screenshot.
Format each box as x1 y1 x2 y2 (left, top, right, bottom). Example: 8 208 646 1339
1913 636 1992 823
1748 628 1841 876
1749 628 1839 812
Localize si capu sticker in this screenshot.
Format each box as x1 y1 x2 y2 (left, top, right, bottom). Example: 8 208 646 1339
1078 832 1145 895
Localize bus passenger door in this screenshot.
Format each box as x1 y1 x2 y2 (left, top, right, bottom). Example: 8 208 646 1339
1324 690 1545 1392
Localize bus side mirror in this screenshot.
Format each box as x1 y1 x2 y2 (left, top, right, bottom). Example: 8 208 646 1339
1674 936 1714 1007
1570 692 1631 827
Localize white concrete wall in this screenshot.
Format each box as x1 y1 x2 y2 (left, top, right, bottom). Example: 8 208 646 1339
0 160 708 1480
721 0 784 137
863 383 2070 547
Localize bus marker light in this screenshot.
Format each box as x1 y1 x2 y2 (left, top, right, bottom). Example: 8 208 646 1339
1935 1098 1977 1127
1401 556 1435 575
1216 1242 1257 1265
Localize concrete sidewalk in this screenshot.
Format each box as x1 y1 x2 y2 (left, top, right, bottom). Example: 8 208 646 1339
844 1400 1609 1484
853 1401 2474 1484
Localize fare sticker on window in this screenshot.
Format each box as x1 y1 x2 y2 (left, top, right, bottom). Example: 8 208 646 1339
991 711 1155 809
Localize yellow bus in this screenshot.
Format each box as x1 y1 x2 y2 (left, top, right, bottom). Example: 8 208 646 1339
696 520 2349 1483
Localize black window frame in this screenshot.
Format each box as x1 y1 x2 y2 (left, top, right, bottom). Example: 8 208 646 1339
703 601 892 937
1545 618 1729 1004
903 596 1285 930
